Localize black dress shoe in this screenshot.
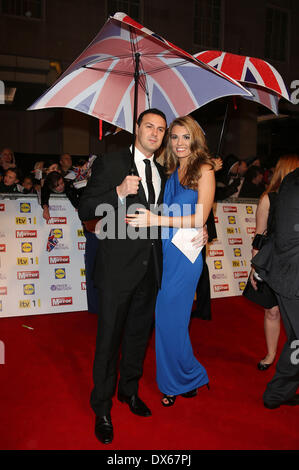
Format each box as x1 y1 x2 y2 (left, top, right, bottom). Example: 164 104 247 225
264 395 299 409
257 361 273 371
95 415 113 444
118 392 152 417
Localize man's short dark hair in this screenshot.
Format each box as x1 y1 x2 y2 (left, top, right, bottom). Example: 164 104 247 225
137 108 167 127
5 167 19 178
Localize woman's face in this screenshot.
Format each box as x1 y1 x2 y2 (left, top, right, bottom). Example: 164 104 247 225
170 125 192 161
47 163 59 174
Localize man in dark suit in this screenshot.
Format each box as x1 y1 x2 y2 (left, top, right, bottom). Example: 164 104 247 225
255 167 299 409
78 109 167 444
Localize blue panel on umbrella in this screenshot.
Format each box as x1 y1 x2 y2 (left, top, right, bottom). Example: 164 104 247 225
244 68 258 85
115 107 126 129
151 85 174 126
75 91 96 113
175 64 249 105
96 21 122 42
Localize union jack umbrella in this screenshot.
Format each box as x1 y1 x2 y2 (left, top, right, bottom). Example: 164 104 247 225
29 12 250 156
194 50 291 115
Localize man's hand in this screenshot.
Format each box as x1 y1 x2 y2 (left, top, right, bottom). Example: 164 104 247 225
116 175 141 199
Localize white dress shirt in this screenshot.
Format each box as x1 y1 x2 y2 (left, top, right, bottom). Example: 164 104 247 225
133 146 161 205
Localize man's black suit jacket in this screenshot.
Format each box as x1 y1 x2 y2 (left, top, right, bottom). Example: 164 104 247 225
78 148 166 292
253 168 299 299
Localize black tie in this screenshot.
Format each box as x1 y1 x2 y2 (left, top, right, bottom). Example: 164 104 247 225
144 159 155 206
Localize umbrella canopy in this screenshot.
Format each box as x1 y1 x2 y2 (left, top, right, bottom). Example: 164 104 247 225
29 13 251 134
194 50 291 115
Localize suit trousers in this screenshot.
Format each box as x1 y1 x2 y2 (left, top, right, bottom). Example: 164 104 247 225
90 251 157 416
192 247 212 320
263 294 299 405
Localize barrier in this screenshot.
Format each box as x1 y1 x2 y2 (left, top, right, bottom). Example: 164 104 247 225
206 200 257 298
0 195 257 318
0 194 87 318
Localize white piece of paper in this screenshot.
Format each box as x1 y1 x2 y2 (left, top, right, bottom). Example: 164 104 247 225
171 228 204 263
64 170 77 180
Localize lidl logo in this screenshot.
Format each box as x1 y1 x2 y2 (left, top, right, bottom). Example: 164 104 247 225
233 248 242 257
23 284 35 295
228 216 236 224
52 228 63 239
20 202 31 213
239 281 246 291
21 242 33 253
214 260 223 270
55 268 66 279
246 206 253 214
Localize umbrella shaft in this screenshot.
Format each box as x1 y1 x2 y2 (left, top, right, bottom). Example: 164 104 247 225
131 52 141 171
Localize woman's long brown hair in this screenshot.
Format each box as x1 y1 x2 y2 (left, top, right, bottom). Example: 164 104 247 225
163 115 214 190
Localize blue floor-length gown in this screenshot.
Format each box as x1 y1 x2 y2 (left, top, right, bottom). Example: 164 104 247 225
155 169 209 395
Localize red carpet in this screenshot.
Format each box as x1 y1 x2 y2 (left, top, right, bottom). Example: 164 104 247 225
0 296 298 450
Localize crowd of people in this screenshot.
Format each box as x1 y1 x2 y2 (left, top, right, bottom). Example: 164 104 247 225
1 114 299 444
0 146 278 205
0 148 97 220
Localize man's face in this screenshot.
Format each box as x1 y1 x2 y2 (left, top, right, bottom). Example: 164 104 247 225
135 113 166 157
60 154 72 169
1 149 13 164
4 170 17 186
238 161 248 176
23 178 33 191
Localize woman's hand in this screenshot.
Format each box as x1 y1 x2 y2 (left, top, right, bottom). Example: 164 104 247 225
191 225 209 248
249 268 258 291
125 208 159 227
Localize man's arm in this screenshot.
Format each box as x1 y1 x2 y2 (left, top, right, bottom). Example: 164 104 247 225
78 155 140 221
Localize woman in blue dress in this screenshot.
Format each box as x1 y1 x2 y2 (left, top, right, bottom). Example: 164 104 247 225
126 115 215 406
